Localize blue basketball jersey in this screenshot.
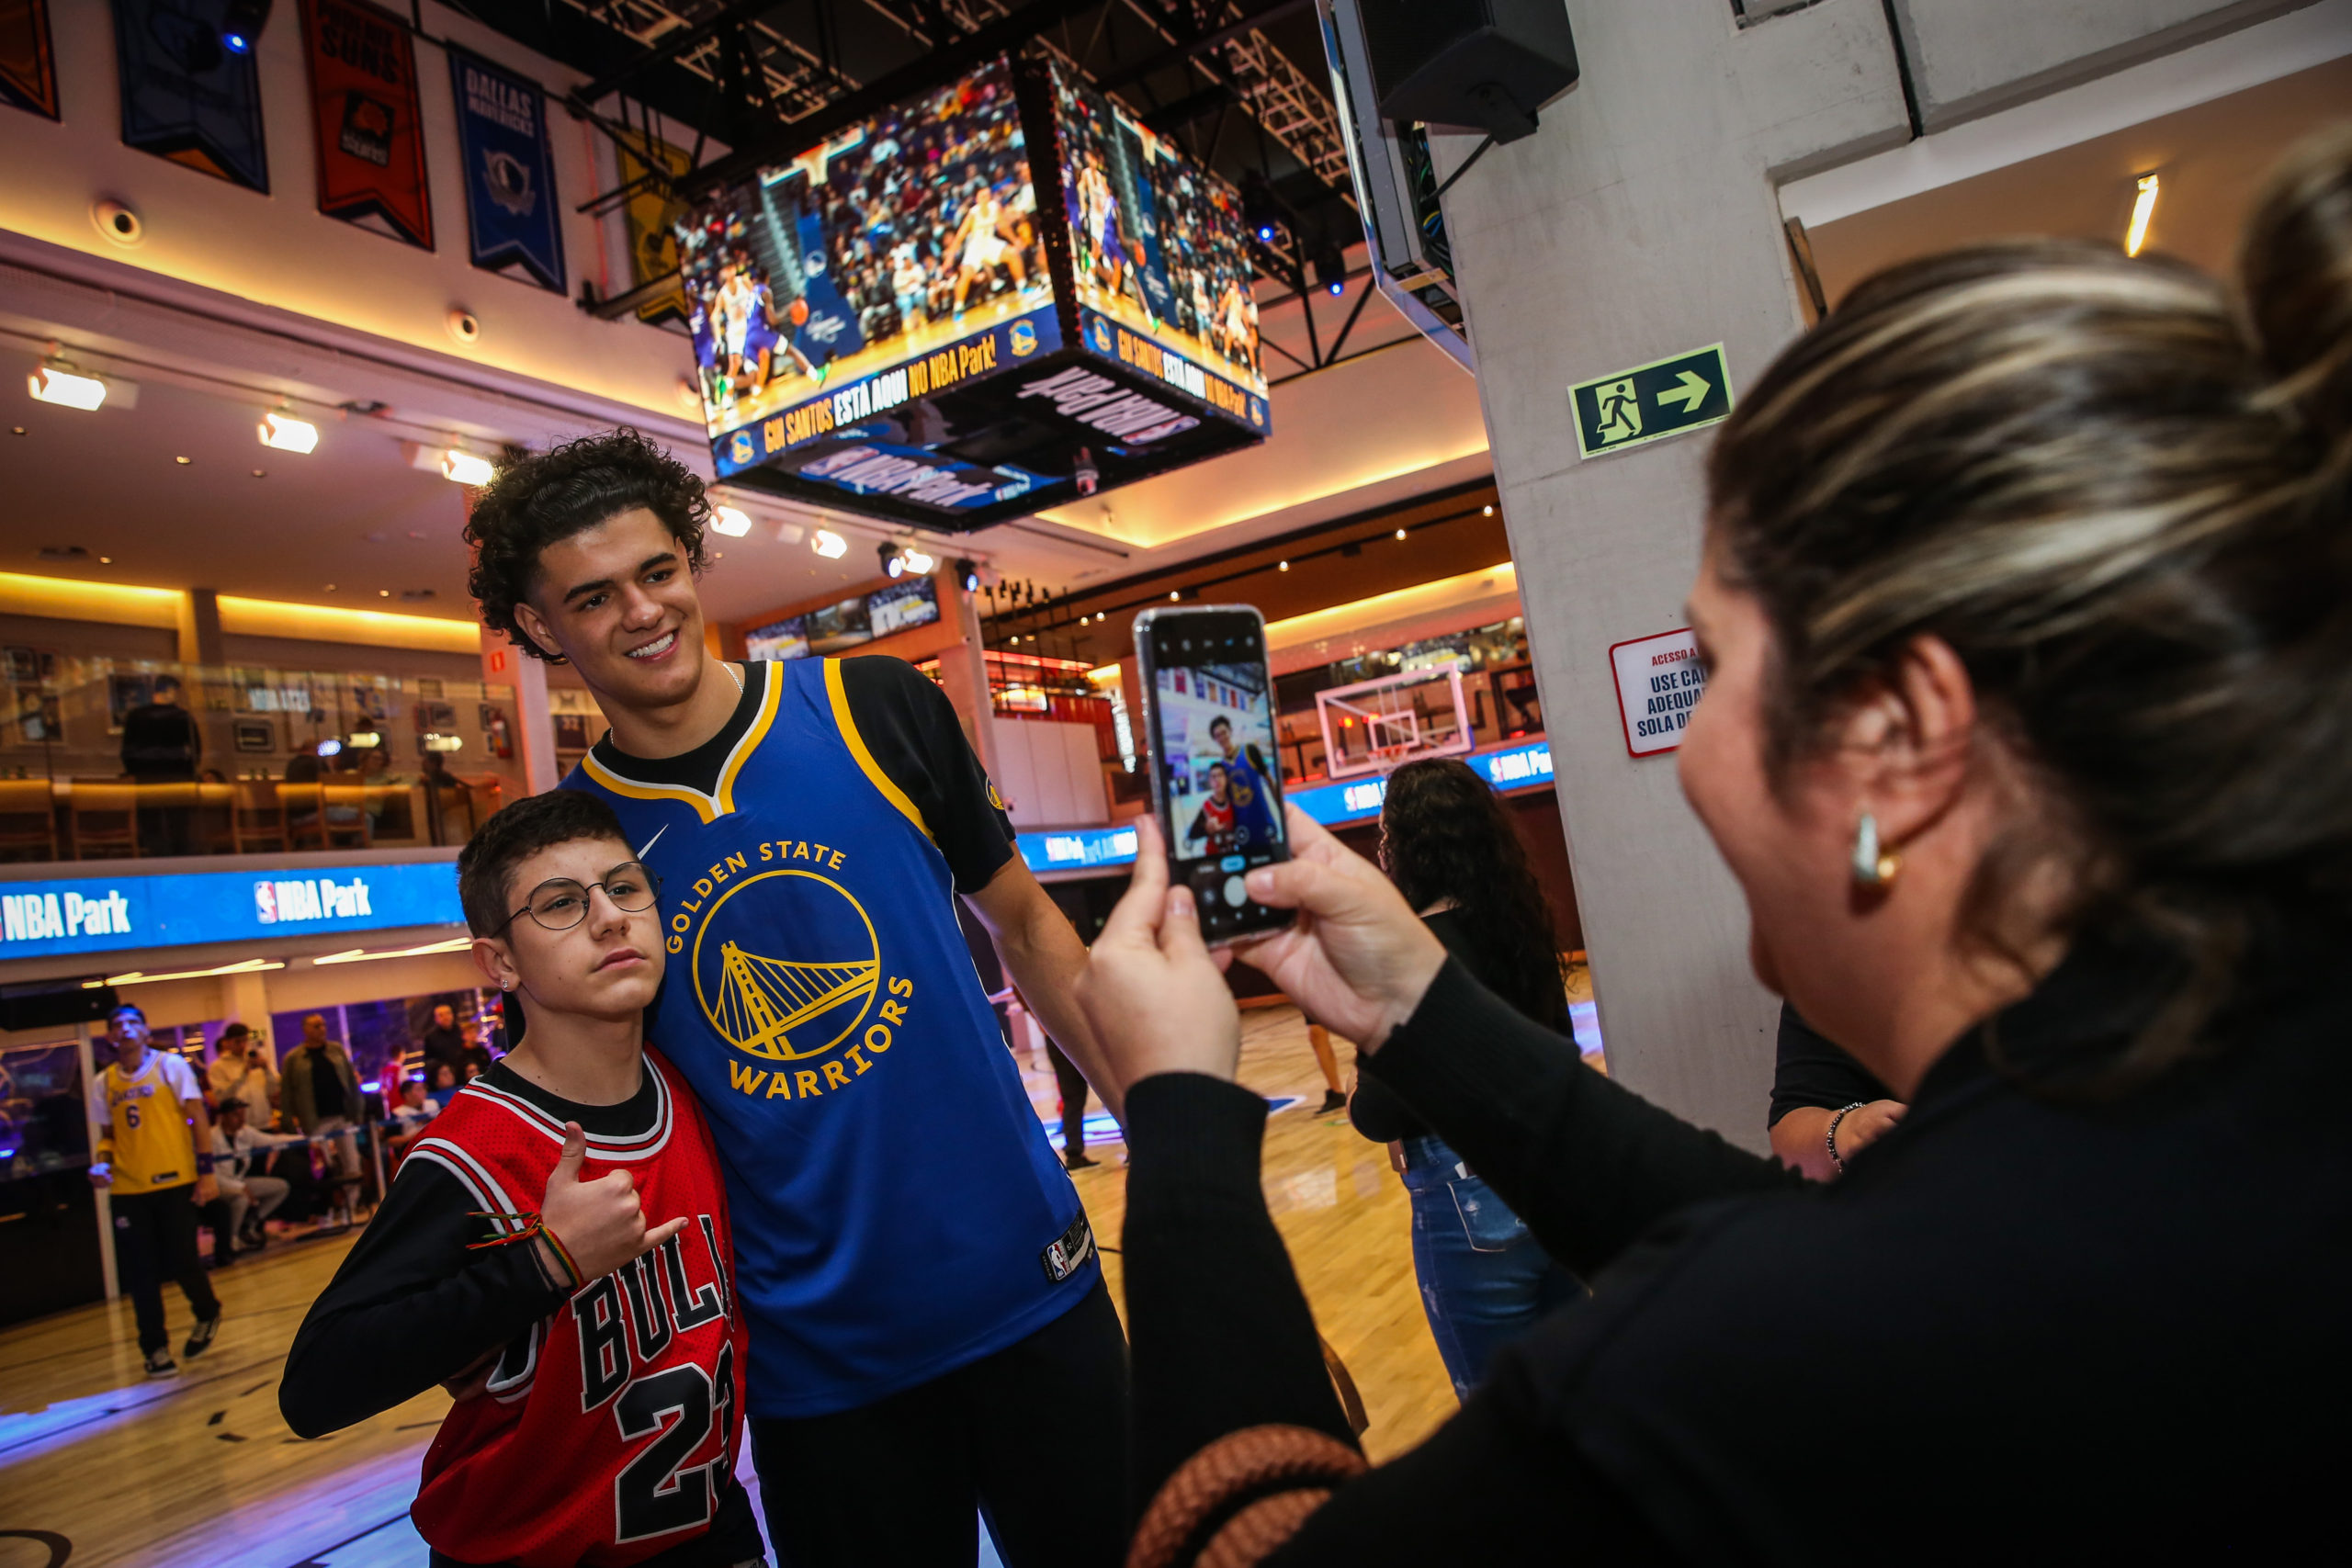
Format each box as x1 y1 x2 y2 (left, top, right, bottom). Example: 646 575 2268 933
563 658 1095 1418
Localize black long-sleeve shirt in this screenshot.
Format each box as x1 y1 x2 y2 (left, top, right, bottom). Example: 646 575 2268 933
1124 915 2352 1560
280 1063 763 1568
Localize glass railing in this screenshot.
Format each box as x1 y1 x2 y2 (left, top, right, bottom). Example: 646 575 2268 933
2 655 531 861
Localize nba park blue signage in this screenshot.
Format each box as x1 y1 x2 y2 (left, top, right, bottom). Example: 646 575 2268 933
1017 739 1558 875
0 861 464 962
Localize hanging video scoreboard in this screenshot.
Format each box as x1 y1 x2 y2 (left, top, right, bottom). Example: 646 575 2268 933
674 55 1270 531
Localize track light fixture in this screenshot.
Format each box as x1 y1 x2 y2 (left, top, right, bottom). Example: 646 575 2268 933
881 541 904 578
956 558 979 592
441 449 494 486
258 410 318 454
28 362 107 411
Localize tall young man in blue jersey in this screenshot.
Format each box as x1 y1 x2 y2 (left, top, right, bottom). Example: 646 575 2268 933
464 430 1128 1567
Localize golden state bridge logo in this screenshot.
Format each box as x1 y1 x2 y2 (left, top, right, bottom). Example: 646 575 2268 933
678 844 916 1103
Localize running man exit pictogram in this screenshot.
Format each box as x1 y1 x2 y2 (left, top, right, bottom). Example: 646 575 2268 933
1569 344 1732 459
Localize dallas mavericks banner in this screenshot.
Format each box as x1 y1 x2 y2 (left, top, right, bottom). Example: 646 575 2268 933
299 0 433 249
0 0 60 119
111 0 268 190
447 46 565 292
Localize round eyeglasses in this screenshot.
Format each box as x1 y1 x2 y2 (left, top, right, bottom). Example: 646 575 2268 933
492 862 662 935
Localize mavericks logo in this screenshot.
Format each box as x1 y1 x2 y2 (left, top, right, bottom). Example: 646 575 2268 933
673 845 916 1103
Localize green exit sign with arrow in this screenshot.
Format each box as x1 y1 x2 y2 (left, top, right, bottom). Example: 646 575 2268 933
1568 344 1733 459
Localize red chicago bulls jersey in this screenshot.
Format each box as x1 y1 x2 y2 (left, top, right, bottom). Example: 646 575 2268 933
406 1049 749 1568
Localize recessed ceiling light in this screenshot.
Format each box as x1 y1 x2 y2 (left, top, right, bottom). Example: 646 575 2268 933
1396 528 1408 540
1483 504 1495 516
99 555 112 564
323 583 337 591
379 589 390 597
1169 591 1180 601
9 426 23 436
1278 560 1289 571
175 455 191 465
252 468 266 478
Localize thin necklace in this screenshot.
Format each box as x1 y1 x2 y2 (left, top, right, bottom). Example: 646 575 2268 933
723 660 743 695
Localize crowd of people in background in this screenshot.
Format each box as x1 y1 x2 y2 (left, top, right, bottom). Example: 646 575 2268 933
91 996 503 1355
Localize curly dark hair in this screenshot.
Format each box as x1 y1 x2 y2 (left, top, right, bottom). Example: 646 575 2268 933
1378 759 1567 1032
463 428 711 661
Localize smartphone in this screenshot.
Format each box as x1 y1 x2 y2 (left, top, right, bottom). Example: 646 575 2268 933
1133 604 1293 942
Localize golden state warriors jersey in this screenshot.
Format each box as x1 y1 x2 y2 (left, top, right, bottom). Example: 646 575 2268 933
564 656 1096 1418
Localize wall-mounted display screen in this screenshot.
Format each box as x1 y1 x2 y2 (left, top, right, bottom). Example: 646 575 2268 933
870 576 941 636
744 615 810 662
678 54 1268 532
744 575 941 662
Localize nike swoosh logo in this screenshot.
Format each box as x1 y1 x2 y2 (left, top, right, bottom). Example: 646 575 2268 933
637 824 668 859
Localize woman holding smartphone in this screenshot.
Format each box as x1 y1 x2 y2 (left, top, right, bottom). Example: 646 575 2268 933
1083 128 2352 1562
1349 758 1584 1399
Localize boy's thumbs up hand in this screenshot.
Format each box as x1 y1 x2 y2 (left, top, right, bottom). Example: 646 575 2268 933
540 1121 688 1283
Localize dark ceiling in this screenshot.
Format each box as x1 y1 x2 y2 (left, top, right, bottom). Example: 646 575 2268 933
458 0 1360 274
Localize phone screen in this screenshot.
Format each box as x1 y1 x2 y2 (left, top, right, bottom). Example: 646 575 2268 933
1137 606 1291 941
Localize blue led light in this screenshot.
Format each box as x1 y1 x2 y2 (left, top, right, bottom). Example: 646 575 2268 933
222 30 252 52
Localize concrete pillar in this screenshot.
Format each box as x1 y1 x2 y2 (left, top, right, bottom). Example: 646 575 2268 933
933 571 1001 779
179 588 236 776
1430 0 1910 1148
177 590 225 664
1431 0 2318 1146
481 637 559 795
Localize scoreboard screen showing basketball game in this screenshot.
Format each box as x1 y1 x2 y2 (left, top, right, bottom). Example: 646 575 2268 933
677 54 1269 532
1045 62 1269 410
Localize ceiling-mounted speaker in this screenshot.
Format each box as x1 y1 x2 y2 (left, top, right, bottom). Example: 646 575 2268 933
1357 0 1577 143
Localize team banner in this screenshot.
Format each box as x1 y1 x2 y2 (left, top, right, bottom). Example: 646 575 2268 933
0 0 58 119
299 0 433 249
616 128 692 323
111 0 269 190
447 46 565 291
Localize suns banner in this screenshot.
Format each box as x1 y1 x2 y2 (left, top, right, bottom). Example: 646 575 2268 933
447 45 564 291
299 0 433 249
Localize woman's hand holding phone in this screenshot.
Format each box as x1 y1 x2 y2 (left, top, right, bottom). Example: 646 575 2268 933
1076 818 1244 1095
1236 807 1447 1055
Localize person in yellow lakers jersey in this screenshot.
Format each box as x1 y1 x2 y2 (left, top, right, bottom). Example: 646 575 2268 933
88 1002 224 1376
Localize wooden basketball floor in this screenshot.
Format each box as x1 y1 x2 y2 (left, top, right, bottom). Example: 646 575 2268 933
0 1006 1461 1567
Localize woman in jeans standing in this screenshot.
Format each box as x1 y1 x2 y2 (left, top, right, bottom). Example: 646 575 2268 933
1347 758 1582 1397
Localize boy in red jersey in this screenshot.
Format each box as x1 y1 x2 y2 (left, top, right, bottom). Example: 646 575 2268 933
283 791 764 1568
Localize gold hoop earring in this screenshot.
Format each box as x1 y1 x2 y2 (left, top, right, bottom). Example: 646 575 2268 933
1851 811 1901 889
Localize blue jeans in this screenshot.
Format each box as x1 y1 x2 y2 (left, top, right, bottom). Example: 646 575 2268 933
1399 1135 1586 1399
